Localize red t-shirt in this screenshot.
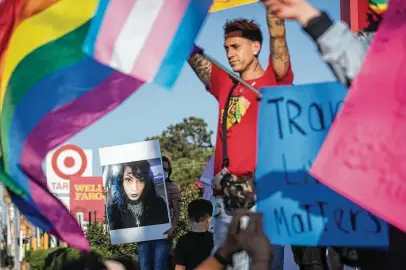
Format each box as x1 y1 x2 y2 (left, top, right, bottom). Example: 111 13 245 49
208 58 293 178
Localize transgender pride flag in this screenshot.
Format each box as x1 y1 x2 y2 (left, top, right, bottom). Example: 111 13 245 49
83 0 212 88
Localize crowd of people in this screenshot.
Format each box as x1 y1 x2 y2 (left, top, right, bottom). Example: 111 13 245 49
23 0 406 269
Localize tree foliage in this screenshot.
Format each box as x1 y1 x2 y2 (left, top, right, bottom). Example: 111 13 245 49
85 220 137 260
146 117 214 187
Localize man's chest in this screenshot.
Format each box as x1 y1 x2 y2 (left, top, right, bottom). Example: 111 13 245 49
219 82 263 129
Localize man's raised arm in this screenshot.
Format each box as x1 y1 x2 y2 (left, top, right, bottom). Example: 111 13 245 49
263 0 291 79
188 48 213 89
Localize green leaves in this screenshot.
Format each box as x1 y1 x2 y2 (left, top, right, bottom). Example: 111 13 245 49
146 116 214 187
85 221 137 260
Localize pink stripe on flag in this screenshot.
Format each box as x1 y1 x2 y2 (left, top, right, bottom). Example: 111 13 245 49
27 175 90 251
94 0 136 64
131 0 189 79
20 72 142 250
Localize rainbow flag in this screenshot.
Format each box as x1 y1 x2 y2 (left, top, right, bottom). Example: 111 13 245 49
0 0 143 250
83 0 212 89
0 0 58 63
0 0 23 63
369 0 388 15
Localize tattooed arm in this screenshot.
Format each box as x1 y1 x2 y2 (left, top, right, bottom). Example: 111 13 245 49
265 7 291 79
188 52 213 89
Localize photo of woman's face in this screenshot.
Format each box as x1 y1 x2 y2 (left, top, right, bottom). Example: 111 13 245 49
123 166 145 201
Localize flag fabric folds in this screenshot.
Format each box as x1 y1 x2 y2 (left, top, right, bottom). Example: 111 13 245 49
83 0 213 88
0 0 144 250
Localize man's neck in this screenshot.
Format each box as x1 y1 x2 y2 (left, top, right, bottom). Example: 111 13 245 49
190 222 207 233
240 59 264 81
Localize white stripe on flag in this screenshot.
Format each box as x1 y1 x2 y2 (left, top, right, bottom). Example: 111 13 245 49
110 0 165 74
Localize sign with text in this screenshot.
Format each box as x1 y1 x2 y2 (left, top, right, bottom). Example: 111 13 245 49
256 82 388 246
312 0 406 233
210 0 258 12
45 144 93 210
70 176 105 227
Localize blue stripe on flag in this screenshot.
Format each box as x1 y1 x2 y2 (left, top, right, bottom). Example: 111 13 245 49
153 0 212 88
82 0 111 56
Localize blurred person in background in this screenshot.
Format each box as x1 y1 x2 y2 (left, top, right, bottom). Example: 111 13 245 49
267 0 406 269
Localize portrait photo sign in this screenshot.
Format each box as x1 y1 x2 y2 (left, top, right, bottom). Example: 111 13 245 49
99 140 171 245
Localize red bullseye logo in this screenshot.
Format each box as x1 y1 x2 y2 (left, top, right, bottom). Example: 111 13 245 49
51 144 88 180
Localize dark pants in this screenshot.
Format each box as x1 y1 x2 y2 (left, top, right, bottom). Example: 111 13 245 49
291 246 329 270
328 248 344 270
138 239 172 270
388 225 406 270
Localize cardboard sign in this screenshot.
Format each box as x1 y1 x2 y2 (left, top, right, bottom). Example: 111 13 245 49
99 140 171 245
256 82 388 246
311 0 406 232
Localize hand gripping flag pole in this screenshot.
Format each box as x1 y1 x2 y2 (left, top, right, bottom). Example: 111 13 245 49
203 53 263 100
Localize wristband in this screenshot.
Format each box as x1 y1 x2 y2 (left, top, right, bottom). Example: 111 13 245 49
303 11 334 40
214 249 232 266
190 44 204 56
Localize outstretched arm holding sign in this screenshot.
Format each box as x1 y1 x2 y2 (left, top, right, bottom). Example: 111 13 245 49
266 0 383 86
188 47 213 89
262 0 291 80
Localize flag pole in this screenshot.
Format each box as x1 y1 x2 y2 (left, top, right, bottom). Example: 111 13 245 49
203 53 263 99
14 207 20 270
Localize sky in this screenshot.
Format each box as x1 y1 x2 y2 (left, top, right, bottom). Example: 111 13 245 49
65 0 341 175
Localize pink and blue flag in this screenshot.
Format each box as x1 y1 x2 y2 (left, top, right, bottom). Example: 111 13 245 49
83 0 212 88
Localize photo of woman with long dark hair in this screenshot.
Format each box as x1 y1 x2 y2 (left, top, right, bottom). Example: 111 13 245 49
107 160 169 230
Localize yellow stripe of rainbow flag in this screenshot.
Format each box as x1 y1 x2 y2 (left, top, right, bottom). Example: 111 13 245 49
0 0 97 111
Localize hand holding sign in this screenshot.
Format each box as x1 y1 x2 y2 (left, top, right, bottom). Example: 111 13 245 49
265 0 321 25
235 211 273 267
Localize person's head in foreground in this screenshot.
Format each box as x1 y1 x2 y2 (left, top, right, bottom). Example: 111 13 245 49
223 19 263 74
188 199 213 230
117 160 155 203
56 251 140 270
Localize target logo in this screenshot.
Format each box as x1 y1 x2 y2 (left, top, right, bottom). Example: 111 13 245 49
51 144 88 180
46 144 93 198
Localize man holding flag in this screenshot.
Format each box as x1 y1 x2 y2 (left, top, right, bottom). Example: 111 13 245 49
189 0 293 269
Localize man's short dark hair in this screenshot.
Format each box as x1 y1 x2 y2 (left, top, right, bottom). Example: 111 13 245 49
223 18 263 45
188 199 213 223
